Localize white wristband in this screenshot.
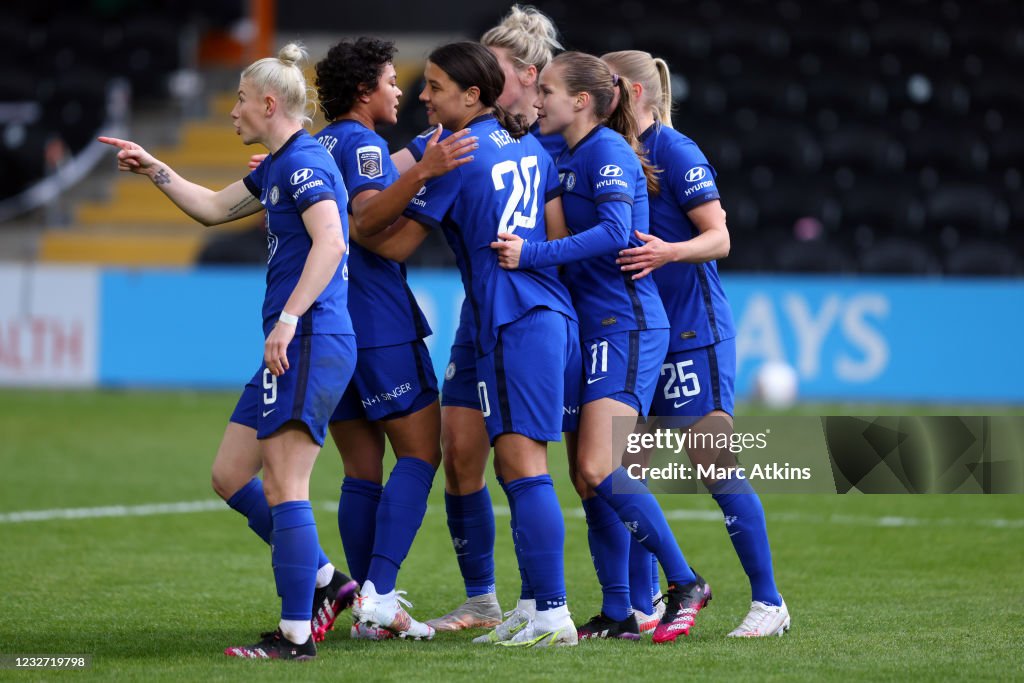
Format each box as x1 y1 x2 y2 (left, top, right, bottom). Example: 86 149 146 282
278 311 299 325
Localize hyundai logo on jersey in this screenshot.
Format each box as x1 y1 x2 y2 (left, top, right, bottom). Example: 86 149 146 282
289 168 313 185
599 164 623 177
685 166 706 182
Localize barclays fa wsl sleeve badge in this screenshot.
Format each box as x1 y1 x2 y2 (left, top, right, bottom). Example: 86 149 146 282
356 145 383 179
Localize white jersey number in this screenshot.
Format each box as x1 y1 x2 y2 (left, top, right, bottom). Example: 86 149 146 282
491 155 541 233
661 360 701 400
477 381 491 417
262 368 278 405
590 340 609 376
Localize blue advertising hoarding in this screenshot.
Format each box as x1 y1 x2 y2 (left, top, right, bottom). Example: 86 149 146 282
93 267 1024 403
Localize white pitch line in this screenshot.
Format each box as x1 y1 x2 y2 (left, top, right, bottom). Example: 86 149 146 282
0 500 1020 530
0 500 225 523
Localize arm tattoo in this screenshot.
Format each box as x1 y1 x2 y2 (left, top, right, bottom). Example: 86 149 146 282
227 194 259 217
152 169 171 185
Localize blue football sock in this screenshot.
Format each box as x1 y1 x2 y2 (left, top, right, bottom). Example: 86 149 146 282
594 468 696 587
270 500 319 621
338 476 382 585
628 535 656 614
710 477 781 605
651 553 661 596
504 475 565 612
583 496 631 621
228 477 330 569
498 476 534 600
445 486 496 597
226 477 273 543
366 457 435 594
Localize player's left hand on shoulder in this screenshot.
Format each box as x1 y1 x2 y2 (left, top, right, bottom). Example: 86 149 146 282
490 231 524 269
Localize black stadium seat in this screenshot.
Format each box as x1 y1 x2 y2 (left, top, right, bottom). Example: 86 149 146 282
838 184 925 240
739 121 821 173
821 126 905 175
774 239 854 273
904 125 989 175
924 183 1011 238
860 238 941 275
944 240 1022 276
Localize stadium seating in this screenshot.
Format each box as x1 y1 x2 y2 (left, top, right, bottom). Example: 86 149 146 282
6 1 1022 274
39 93 256 266
860 237 941 275
944 239 1021 276
0 5 187 203
441 0 1022 275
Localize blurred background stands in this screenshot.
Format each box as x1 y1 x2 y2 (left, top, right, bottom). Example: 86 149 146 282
0 0 1021 275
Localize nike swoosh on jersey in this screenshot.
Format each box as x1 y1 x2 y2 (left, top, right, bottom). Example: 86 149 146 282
262 408 277 417
673 398 694 408
587 376 608 385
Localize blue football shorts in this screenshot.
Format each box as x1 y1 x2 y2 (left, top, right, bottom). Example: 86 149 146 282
330 339 438 422
649 336 736 420
230 333 356 446
581 328 670 416
475 308 582 443
440 341 480 410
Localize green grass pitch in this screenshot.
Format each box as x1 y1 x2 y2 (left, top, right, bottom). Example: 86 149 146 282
1 390 1022 681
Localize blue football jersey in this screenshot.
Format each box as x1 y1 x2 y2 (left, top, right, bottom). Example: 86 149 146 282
316 120 432 348
402 113 576 355
405 126 476 347
518 125 669 340
641 123 735 351
243 129 353 338
404 125 446 162
406 121 564 350
408 122 565 163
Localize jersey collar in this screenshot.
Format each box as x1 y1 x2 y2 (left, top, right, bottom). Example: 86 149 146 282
566 123 604 157
466 112 497 127
639 121 660 143
273 128 306 158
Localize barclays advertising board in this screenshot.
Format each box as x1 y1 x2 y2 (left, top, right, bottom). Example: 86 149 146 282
720 276 1024 402
24 266 1015 403
402 273 1024 404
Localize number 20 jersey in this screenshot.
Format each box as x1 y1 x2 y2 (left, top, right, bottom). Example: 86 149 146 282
402 113 576 356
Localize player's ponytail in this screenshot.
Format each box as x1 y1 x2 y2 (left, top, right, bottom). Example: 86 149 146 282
493 104 530 138
608 75 660 195
242 42 315 126
554 51 660 195
428 41 529 138
653 57 674 129
602 50 674 129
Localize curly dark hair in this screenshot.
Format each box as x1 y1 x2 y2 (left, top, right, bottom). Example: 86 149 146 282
315 37 397 120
